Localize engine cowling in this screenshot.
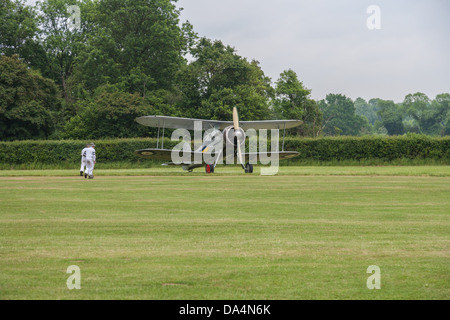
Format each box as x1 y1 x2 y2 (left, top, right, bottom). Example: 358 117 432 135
223 125 246 149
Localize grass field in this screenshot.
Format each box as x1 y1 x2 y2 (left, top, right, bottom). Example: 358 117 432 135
0 166 449 299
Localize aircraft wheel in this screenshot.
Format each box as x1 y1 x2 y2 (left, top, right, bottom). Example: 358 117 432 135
245 163 253 174
206 164 214 174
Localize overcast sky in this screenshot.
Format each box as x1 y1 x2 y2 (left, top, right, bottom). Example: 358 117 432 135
178 0 450 103
26 0 450 103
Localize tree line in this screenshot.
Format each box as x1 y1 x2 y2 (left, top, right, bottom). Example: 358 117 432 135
1 0 449 141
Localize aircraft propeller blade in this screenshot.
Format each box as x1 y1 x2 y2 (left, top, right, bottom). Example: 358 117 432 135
233 107 245 169
233 107 239 130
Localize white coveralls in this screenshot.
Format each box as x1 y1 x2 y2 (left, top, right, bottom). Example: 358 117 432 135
85 147 96 177
80 147 88 173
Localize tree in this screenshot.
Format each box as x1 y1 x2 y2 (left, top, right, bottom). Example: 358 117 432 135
402 92 432 134
354 97 381 126
61 87 153 139
273 69 322 136
319 94 366 136
403 92 431 122
377 100 404 135
0 55 61 140
0 0 43 66
35 0 89 111
401 92 450 135
177 38 273 121
431 93 450 136
73 0 195 96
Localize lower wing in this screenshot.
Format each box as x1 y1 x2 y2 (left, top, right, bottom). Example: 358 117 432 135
135 149 299 163
134 149 206 164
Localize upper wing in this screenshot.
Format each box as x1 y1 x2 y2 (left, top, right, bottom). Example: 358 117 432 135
239 120 302 130
135 116 229 130
136 115 302 131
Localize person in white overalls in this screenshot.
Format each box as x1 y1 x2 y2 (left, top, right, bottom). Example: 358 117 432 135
80 144 89 176
84 143 96 179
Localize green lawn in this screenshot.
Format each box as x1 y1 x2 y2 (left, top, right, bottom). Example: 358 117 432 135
1 165 449 177
0 166 449 299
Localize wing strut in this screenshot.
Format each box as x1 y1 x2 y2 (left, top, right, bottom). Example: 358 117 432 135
233 107 246 170
156 125 160 149
162 120 165 150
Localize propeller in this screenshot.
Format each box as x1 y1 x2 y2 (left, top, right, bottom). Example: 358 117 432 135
233 107 246 169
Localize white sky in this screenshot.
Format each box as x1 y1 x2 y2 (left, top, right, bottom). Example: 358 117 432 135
178 0 450 103
26 0 450 103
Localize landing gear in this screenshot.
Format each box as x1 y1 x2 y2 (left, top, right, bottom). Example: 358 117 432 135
245 163 253 174
205 164 215 174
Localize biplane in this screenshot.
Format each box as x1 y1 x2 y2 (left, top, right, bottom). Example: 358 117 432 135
134 107 301 173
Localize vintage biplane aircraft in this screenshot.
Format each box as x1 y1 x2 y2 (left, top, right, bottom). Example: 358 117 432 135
134 107 301 174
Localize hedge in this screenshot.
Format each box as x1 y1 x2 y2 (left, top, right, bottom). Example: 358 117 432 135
283 136 450 161
0 138 173 165
0 136 449 165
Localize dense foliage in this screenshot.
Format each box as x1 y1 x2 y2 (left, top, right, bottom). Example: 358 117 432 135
1 0 449 142
0 55 60 140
